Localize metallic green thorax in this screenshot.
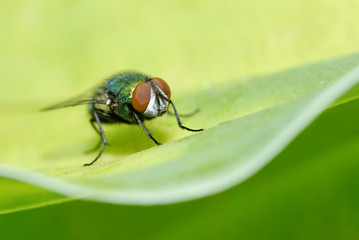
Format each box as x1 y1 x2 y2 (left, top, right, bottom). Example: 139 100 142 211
88 72 150 123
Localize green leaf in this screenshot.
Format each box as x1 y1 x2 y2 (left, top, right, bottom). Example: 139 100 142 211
1 53 359 214
0 177 71 215
1 93 358 239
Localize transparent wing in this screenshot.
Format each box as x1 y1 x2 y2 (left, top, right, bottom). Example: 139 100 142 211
41 86 105 111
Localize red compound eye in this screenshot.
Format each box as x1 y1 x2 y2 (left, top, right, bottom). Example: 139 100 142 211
151 77 171 99
132 82 151 113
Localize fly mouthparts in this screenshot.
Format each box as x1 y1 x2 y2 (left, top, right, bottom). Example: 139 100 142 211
157 110 167 116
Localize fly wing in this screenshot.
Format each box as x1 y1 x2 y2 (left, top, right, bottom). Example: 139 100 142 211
41 86 106 111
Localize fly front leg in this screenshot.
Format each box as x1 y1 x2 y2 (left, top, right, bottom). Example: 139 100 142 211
159 95 203 132
133 112 161 146
167 108 199 117
83 111 108 166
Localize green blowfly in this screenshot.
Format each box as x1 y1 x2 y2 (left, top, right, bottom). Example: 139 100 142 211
43 72 203 166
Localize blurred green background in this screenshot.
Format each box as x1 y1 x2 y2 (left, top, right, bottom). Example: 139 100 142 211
1 0 359 239
2 0 359 102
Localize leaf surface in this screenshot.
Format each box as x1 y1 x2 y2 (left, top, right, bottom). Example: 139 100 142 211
1 53 359 214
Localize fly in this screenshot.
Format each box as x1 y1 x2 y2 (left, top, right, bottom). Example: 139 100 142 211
42 72 203 166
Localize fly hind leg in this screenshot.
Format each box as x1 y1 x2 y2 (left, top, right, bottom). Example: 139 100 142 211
83 111 109 166
85 118 103 153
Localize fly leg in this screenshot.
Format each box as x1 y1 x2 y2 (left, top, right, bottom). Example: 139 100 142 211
133 112 161 145
159 95 203 132
84 111 108 166
85 118 102 153
167 108 199 117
